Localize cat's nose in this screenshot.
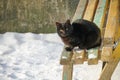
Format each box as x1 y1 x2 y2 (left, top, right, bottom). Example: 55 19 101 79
60 30 65 34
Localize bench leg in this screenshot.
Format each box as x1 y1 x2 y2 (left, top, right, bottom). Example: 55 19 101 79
99 59 120 80
62 63 73 80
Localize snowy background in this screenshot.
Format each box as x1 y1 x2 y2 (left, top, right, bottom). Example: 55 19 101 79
0 32 119 80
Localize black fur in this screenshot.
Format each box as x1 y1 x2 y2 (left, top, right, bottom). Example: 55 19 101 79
56 19 101 51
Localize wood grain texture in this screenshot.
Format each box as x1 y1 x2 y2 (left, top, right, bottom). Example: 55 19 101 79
62 63 73 80
99 0 120 79
60 48 73 65
83 0 98 21
72 0 88 22
104 0 119 41
83 0 99 65
101 47 113 61
112 41 120 58
93 0 109 30
99 42 120 79
99 0 110 37
72 50 85 64
101 0 119 61
71 0 88 64
99 59 120 80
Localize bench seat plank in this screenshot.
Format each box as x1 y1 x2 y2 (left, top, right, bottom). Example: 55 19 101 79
72 49 85 64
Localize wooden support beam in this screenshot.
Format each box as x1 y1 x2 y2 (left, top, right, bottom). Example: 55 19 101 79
101 0 119 61
62 63 73 80
99 59 120 80
99 0 120 79
100 38 120 80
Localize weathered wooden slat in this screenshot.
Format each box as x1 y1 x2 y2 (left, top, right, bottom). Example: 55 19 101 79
60 0 88 65
83 0 98 21
99 0 110 37
72 49 85 64
82 0 99 64
71 0 88 64
115 23 120 42
88 0 109 65
72 0 88 22
62 63 73 80
103 0 119 43
93 0 109 29
60 48 73 65
101 0 119 61
100 39 120 80
87 47 99 65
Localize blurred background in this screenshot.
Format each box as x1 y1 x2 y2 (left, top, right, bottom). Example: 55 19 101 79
0 0 79 33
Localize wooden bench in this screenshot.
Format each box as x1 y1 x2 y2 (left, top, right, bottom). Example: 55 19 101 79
60 0 120 80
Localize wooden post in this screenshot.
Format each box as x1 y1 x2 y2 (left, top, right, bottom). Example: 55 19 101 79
62 63 73 80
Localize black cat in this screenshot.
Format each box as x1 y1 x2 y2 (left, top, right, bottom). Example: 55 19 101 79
56 19 101 51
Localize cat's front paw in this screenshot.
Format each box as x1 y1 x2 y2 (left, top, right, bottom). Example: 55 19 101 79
65 47 73 51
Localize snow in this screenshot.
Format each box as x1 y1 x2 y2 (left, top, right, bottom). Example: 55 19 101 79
0 32 119 80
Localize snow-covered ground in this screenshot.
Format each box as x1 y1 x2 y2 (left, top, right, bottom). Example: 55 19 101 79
0 32 119 80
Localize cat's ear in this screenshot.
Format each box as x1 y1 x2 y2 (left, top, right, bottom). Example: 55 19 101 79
56 22 61 27
66 19 71 24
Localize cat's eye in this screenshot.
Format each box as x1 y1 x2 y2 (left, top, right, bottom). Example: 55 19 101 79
66 27 69 31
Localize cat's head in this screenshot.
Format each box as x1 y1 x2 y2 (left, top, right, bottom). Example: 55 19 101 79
56 19 73 37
